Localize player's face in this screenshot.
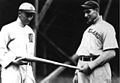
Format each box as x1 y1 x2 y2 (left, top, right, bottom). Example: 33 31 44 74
19 11 34 25
84 9 98 24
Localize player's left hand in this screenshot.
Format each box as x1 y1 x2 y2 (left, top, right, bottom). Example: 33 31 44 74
80 63 92 75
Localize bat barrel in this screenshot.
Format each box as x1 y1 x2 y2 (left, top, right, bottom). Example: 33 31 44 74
24 57 81 71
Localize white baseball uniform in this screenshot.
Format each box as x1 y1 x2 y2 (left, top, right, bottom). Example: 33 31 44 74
0 17 36 83
75 16 118 83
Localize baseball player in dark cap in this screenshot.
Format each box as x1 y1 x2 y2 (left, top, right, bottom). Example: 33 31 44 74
81 0 99 9
0 2 36 83
73 0 118 83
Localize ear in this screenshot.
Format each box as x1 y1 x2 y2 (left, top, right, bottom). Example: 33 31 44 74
18 11 25 17
95 8 99 13
18 14 21 19
18 12 23 20
18 11 22 15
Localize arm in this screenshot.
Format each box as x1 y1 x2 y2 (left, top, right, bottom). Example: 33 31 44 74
73 50 116 75
88 24 118 70
88 49 116 70
0 27 16 68
73 54 79 83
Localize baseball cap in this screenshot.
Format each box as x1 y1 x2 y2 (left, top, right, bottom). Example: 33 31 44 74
19 2 36 13
81 0 99 9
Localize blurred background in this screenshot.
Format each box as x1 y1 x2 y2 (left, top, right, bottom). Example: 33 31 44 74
0 0 119 83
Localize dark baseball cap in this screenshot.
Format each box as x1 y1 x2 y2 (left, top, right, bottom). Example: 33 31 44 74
81 0 99 9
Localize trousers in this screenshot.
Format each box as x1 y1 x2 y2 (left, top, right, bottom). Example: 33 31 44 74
76 60 111 83
1 64 35 83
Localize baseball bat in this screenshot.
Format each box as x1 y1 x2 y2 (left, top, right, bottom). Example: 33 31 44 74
23 57 81 71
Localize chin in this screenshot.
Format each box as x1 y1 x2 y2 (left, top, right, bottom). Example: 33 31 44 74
87 20 91 24
87 18 94 24
25 22 30 25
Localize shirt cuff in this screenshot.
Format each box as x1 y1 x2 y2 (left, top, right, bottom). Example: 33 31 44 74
1 52 16 68
88 62 96 70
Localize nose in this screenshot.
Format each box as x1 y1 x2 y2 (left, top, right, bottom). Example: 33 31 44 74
85 13 88 17
28 16 33 21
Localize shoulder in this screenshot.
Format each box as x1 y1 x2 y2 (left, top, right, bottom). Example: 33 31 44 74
100 21 117 38
96 16 114 30
101 20 114 30
97 19 115 34
1 21 16 32
25 25 34 33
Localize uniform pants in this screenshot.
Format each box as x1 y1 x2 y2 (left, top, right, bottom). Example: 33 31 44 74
1 64 35 83
76 60 111 83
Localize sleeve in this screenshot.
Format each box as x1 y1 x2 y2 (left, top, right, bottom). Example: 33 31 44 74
103 27 118 51
76 43 87 56
76 32 89 56
0 27 16 68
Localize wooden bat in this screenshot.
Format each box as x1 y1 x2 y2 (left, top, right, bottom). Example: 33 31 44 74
23 57 81 71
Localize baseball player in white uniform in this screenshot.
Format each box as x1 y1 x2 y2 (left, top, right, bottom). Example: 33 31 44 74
0 2 36 83
73 1 118 83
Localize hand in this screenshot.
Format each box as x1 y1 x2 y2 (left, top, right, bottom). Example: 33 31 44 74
12 56 27 65
73 74 78 83
80 63 92 75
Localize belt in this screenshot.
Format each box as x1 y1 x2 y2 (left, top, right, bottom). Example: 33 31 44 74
79 55 98 61
5 62 31 69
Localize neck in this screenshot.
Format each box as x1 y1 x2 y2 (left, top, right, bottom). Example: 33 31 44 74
93 14 100 24
17 17 25 27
